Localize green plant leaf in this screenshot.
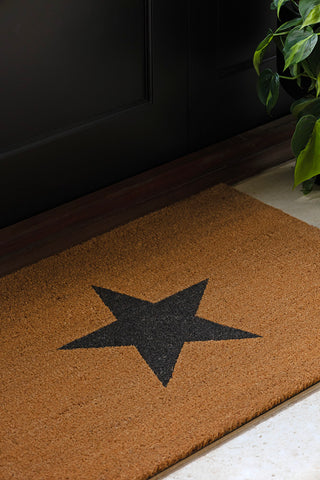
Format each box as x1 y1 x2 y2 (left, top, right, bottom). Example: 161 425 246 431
275 17 303 32
299 0 320 27
301 177 316 193
277 0 291 17
294 117 320 187
270 0 290 13
290 64 299 77
301 58 316 78
316 71 320 96
257 69 280 114
283 26 318 70
305 38 320 74
291 96 320 117
289 63 303 86
291 114 317 157
253 33 274 74
296 97 320 117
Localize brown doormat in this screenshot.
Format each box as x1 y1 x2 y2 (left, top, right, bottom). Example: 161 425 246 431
2 184 320 480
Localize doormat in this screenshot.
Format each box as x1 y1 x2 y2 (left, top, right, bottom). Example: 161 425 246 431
2 184 320 480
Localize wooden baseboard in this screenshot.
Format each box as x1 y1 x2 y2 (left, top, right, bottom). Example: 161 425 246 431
0 115 295 277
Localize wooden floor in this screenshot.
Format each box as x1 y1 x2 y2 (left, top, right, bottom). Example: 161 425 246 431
0 115 295 278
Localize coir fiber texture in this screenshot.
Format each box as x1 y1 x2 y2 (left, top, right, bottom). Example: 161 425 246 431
1 184 320 480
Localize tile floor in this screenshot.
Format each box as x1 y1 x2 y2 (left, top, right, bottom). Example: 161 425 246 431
156 160 320 480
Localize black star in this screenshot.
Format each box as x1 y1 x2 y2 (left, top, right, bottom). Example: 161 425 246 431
60 280 260 386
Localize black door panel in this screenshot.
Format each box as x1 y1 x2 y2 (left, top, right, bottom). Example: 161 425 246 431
0 0 149 151
0 0 188 227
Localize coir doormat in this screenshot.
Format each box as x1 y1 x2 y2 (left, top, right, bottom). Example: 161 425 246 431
1 184 320 480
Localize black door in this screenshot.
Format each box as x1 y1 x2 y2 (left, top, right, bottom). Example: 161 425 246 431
0 0 188 227
0 0 290 228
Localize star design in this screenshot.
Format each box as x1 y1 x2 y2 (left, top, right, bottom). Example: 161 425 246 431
60 280 260 386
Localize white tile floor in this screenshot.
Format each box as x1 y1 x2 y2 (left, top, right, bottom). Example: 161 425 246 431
156 161 320 480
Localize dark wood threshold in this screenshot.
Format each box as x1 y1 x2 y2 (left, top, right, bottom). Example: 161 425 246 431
0 114 295 278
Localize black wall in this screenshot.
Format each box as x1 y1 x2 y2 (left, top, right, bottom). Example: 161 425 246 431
0 0 290 228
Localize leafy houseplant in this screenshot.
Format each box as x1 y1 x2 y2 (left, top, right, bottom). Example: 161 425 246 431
253 0 320 193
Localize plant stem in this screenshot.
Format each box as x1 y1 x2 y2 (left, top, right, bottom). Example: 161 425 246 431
279 73 317 80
